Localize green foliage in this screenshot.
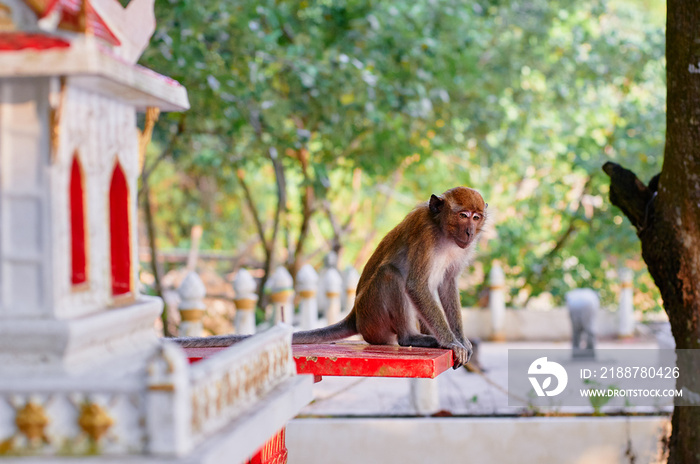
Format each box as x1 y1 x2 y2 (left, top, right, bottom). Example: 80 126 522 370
139 0 666 309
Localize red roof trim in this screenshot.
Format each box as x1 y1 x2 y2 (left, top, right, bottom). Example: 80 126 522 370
0 32 71 51
23 0 121 46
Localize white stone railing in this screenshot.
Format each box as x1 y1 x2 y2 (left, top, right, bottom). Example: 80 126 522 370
177 256 639 341
0 383 147 455
187 324 296 446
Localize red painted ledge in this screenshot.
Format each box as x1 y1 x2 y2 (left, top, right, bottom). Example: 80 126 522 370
293 342 453 379
184 341 453 380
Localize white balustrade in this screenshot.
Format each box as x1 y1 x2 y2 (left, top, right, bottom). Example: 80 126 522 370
296 264 319 330
233 268 258 335
317 251 338 317
177 272 206 337
342 266 360 315
268 266 295 325
323 267 343 325
489 262 506 342
146 342 192 455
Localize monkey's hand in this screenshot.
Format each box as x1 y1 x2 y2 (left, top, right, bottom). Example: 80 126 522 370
447 339 472 369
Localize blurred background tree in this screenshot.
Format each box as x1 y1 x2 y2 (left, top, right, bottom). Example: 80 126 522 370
138 0 665 310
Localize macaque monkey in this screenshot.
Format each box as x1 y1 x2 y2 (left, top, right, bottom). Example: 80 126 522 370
177 187 487 369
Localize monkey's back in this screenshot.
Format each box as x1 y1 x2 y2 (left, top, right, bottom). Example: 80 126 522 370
355 205 440 299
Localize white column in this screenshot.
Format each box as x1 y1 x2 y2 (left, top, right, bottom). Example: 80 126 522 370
323 267 343 325
233 268 258 335
316 251 338 316
177 272 206 337
268 266 295 325
342 266 360 316
618 267 635 338
409 378 440 415
296 264 319 330
489 262 506 342
146 342 192 456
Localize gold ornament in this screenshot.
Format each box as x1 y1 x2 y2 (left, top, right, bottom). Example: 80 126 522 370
78 403 114 442
15 402 49 443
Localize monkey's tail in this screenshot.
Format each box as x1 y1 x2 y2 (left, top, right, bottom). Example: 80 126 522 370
173 334 251 348
292 311 358 344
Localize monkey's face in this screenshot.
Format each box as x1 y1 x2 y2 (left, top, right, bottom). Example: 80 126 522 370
430 187 487 249
452 208 485 248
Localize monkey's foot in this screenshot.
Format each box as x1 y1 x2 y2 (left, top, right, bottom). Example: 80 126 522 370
447 341 472 369
397 333 440 348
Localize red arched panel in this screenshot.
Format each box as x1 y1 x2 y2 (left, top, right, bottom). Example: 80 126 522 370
70 155 87 285
109 162 131 296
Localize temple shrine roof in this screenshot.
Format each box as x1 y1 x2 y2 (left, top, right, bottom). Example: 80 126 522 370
0 31 189 111
23 0 120 45
0 31 70 50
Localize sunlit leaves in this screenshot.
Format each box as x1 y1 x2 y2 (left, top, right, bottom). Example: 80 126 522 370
139 0 665 310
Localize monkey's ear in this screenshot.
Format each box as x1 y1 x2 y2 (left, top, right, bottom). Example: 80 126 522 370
429 194 445 214
485 203 489 209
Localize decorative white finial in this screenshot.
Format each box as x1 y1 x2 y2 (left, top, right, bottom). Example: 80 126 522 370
269 266 294 293
233 268 257 297
323 268 342 294
296 264 319 293
296 264 319 330
323 268 342 325
268 267 294 325
178 272 206 310
233 269 258 335
343 266 360 291
90 0 157 63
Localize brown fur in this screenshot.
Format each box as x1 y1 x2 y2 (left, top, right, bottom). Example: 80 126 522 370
175 187 487 368
293 186 487 368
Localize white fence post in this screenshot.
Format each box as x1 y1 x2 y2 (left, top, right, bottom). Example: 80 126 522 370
233 269 258 335
269 266 295 325
409 378 440 415
146 342 192 455
323 267 343 325
296 264 319 330
317 251 338 317
489 262 506 342
342 266 360 316
177 271 206 337
618 267 635 338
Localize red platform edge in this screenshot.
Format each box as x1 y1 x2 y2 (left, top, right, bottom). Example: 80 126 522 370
292 342 454 378
185 342 453 379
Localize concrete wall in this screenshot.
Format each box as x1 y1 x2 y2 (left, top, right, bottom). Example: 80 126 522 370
287 416 669 464
461 307 620 341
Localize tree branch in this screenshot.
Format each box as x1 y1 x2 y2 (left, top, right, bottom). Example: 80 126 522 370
236 168 269 252
138 113 187 199
353 169 405 267
257 147 288 304
291 148 316 273
141 176 170 336
520 174 595 306
602 162 654 232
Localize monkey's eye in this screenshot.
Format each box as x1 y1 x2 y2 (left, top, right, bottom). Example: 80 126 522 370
459 212 469 219
473 214 481 221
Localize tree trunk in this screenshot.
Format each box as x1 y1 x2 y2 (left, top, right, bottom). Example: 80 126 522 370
291 148 315 276
603 1 700 460
141 177 171 337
